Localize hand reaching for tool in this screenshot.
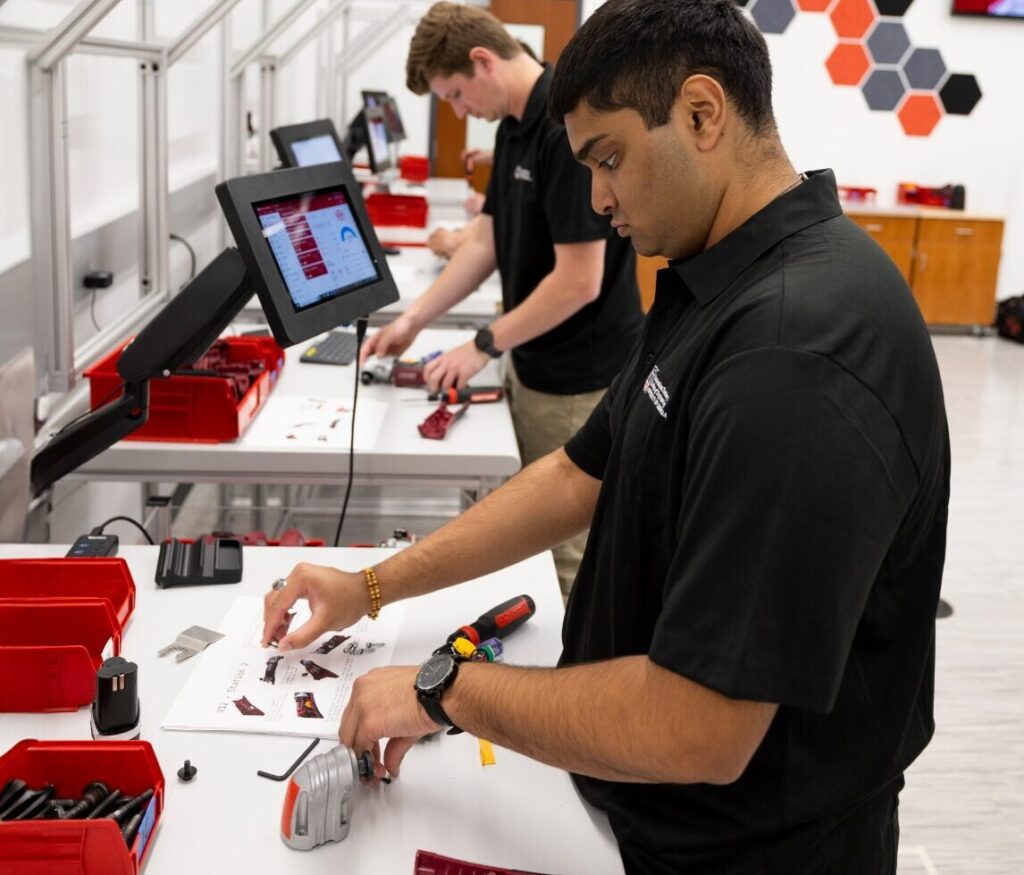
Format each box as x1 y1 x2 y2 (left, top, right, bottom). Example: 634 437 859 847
359 315 418 366
261 563 371 651
340 666 442 779
423 341 490 392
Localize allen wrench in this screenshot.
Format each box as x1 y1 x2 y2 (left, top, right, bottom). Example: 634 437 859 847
256 738 321 781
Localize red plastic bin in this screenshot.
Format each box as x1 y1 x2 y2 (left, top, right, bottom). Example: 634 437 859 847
0 739 164 875
399 154 430 183
84 335 285 442
366 192 429 228
0 558 136 713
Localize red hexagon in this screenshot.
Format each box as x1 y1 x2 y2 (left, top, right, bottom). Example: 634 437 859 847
830 0 876 38
798 0 832 10
898 93 943 137
826 42 872 86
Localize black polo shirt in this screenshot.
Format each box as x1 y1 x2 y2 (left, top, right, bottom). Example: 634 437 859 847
482 66 642 395
562 170 950 873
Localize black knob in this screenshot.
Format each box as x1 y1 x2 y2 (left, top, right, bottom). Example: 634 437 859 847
177 760 198 782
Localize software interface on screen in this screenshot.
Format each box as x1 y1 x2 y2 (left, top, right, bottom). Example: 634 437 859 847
367 114 391 170
291 134 343 167
255 188 380 312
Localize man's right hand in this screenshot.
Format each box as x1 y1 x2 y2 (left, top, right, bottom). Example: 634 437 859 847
359 315 418 366
261 563 372 651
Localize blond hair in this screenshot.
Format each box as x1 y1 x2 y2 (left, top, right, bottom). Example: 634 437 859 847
406 2 523 95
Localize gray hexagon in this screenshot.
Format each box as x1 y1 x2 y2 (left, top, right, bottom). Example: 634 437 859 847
903 48 947 90
867 21 911 65
750 0 796 34
862 68 906 111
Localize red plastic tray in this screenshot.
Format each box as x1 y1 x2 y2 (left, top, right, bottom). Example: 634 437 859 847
84 335 285 442
399 154 429 183
0 559 136 713
0 739 164 875
366 192 429 228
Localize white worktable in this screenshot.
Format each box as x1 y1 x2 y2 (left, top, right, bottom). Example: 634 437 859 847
74 329 520 496
0 544 624 875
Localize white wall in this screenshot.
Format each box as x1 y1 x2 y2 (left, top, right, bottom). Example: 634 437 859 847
579 0 1022 299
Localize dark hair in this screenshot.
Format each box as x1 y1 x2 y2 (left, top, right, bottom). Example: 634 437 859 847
550 0 776 135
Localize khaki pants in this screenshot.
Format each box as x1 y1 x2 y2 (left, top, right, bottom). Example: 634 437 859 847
505 361 606 603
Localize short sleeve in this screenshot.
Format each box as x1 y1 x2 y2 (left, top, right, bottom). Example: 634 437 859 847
649 348 919 713
538 126 612 245
563 368 625 480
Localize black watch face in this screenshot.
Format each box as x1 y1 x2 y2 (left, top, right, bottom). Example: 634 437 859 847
417 654 454 691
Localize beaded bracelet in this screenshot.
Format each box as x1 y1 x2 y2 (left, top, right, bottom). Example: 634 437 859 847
363 567 381 620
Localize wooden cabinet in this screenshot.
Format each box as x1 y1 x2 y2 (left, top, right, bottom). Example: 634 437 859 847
847 208 1004 328
636 255 668 312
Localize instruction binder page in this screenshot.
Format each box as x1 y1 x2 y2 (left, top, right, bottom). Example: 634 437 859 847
163 596 404 739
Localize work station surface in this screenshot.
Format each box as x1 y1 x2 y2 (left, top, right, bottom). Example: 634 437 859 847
0 544 625 875
75 328 521 496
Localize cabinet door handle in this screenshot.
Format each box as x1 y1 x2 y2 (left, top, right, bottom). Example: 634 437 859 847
954 227 975 237
917 250 928 272
865 223 884 233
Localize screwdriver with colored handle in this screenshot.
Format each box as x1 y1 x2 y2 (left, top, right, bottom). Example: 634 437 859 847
445 594 536 646
427 386 504 404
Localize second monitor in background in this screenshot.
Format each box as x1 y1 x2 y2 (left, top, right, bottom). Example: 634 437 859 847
362 91 407 143
270 119 346 168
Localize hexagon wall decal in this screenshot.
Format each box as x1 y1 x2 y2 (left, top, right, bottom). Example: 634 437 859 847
866 20 911 65
862 68 906 111
940 73 982 115
903 48 947 90
830 0 876 39
751 0 798 33
898 93 943 136
745 0 981 136
826 42 872 86
874 0 913 14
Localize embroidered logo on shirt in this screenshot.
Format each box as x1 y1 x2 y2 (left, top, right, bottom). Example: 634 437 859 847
513 165 533 183
643 365 670 419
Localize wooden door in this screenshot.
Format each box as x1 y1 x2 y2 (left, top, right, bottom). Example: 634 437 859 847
913 218 1004 327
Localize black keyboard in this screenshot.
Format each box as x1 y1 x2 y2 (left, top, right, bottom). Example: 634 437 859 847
300 330 359 366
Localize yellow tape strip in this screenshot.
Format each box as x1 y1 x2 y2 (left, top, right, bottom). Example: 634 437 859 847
478 738 496 766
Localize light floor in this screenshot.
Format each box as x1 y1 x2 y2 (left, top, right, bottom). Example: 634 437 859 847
898 335 1024 874
172 334 1024 872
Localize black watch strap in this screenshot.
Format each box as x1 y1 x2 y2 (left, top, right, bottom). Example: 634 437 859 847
473 327 501 359
419 692 464 735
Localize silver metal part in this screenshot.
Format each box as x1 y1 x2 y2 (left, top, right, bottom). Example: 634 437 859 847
281 745 371 851
157 625 225 662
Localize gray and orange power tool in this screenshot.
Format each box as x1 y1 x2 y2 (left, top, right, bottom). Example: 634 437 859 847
280 745 374 851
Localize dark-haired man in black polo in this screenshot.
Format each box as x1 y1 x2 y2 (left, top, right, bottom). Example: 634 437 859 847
264 1 950 871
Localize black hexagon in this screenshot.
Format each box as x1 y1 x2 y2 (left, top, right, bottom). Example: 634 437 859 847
750 0 797 33
903 48 947 91
939 73 982 115
862 68 906 111
867 21 911 65
875 0 914 14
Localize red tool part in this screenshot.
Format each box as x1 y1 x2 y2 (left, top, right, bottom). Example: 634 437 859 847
417 403 469 440
428 386 503 404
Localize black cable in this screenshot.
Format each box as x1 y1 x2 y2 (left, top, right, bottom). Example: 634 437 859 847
169 233 197 285
92 515 155 545
90 288 102 332
333 317 369 547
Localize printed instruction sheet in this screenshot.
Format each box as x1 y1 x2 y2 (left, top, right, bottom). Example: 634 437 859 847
162 596 404 739
241 395 388 450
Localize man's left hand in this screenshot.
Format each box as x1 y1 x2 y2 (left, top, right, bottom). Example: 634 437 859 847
340 666 442 779
423 341 490 392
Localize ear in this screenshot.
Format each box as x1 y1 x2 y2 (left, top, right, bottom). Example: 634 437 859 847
468 46 496 74
678 75 728 153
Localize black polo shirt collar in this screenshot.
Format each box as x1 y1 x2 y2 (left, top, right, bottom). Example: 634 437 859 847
673 168 843 305
507 64 552 140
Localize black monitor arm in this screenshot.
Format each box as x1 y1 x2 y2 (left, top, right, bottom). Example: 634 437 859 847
30 248 254 498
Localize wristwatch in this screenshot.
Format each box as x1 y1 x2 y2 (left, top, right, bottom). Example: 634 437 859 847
414 652 464 735
473 326 502 358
